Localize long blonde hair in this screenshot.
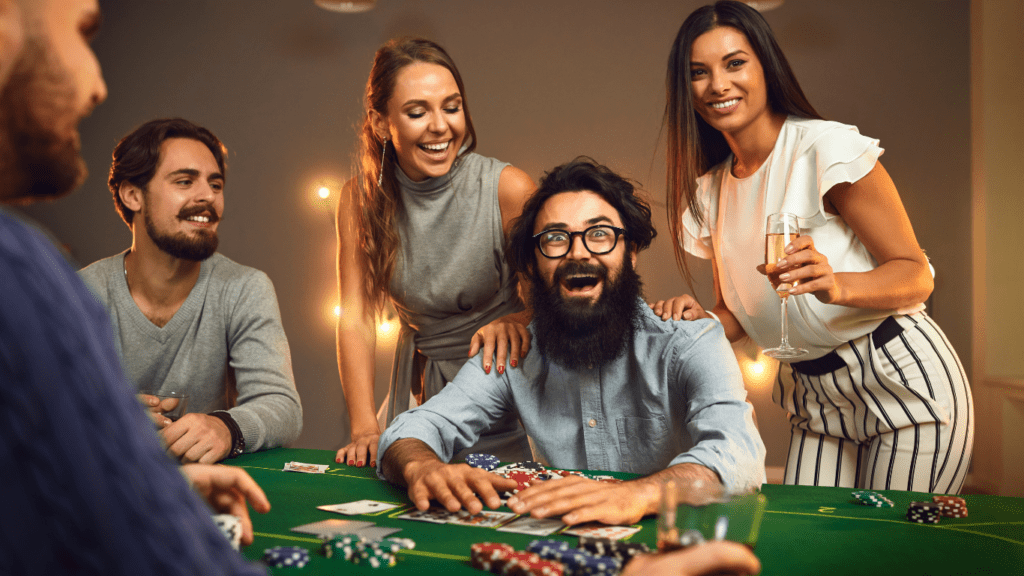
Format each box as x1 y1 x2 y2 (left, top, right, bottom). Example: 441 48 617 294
354 37 478 310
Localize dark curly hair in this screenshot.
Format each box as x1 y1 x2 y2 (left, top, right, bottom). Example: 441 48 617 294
108 118 227 227
506 157 656 276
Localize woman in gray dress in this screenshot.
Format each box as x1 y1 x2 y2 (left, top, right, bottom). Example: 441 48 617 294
335 38 535 468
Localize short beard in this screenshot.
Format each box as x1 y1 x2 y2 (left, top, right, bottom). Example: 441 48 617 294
0 35 87 202
143 209 219 261
530 254 643 371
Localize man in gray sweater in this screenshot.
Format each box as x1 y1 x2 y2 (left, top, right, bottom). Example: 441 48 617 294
80 118 302 464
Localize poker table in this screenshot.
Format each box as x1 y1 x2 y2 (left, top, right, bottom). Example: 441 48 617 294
235 449 1024 574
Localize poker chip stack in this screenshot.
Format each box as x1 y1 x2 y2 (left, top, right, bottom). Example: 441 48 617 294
322 534 414 568
263 546 310 569
212 514 242 551
933 495 968 518
471 543 516 572
852 490 894 508
906 501 942 524
577 536 649 564
467 453 501 471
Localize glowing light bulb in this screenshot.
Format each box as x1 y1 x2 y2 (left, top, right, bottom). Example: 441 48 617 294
378 320 393 336
750 362 765 376
334 306 341 317
318 186 330 199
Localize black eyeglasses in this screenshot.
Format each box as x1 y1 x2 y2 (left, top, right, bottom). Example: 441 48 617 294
533 225 626 259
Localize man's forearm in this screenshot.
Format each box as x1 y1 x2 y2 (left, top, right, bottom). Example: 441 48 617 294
380 438 444 487
629 463 723 517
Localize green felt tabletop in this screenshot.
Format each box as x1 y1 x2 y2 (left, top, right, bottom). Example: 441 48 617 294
235 448 1024 575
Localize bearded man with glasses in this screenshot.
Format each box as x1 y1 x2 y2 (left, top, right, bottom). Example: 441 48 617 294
378 157 765 528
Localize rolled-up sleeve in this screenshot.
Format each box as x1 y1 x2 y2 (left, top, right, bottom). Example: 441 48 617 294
667 321 767 493
377 355 514 480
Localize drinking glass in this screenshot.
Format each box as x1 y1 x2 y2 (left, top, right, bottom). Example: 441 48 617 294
763 213 807 359
141 390 189 422
657 478 767 552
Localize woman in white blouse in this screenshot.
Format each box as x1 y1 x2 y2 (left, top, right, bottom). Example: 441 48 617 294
654 0 973 493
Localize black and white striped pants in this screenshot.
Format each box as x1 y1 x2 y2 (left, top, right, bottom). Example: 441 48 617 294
776 313 973 493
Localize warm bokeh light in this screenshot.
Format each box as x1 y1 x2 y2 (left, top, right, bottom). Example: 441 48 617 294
307 175 343 211
334 306 341 317
318 186 331 199
378 320 394 336
736 348 777 391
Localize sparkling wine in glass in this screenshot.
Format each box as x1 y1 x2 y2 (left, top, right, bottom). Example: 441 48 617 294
763 213 807 359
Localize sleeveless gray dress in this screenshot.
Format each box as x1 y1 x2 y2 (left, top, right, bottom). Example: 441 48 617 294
382 152 532 462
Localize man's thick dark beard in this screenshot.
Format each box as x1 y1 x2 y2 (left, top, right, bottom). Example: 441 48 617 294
144 210 219 261
0 36 86 201
530 256 643 371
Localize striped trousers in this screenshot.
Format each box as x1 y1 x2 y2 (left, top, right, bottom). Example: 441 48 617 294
776 313 973 493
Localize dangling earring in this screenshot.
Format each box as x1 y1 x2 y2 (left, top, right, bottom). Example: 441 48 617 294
377 139 388 187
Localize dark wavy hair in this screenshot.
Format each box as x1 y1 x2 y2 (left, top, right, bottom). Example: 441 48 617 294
665 0 821 288
353 37 478 310
108 118 227 227
506 157 656 276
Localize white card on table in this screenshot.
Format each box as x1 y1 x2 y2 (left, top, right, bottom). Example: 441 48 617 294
284 461 329 473
495 516 565 536
318 499 403 516
353 526 401 540
447 510 517 528
290 518 374 537
562 522 641 540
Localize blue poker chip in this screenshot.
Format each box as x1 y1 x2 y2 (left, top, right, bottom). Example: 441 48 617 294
526 538 572 559
263 546 310 568
465 452 500 471
513 460 545 471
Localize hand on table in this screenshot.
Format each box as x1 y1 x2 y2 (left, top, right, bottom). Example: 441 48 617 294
183 463 271 546
336 425 381 468
506 475 656 526
756 235 840 304
622 541 761 576
404 460 518 515
469 316 531 375
649 295 709 322
138 393 179 428
162 413 232 464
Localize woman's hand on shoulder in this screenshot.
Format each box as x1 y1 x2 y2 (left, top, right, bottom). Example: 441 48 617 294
469 316 531 375
649 294 709 321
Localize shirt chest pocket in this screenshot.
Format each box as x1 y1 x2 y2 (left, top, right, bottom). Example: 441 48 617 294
616 415 674 475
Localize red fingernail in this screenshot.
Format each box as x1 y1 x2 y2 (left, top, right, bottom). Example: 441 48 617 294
484 365 491 374
511 359 517 368
498 365 505 375
348 460 355 465
356 461 363 467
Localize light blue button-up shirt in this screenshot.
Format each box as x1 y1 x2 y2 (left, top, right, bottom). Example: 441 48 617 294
378 300 766 493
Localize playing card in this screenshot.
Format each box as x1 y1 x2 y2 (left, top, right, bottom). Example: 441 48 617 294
290 518 374 538
284 461 329 473
447 510 517 528
212 514 241 550
495 516 565 536
352 526 401 540
562 522 641 540
395 507 459 524
318 499 403 516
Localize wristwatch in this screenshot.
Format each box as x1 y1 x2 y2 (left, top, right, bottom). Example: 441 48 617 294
209 410 245 459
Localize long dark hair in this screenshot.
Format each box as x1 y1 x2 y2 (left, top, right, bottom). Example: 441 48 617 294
665 0 821 289
353 37 478 310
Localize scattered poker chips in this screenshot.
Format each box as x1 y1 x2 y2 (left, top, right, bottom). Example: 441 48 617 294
212 513 242 551
906 501 942 524
467 453 501 471
471 542 516 572
527 539 573 560
263 546 310 568
933 495 968 518
514 461 546 471
577 536 649 563
852 490 894 508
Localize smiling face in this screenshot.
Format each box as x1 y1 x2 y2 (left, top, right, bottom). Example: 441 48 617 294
0 0 107 202
133 137 224 261
532 191 636 306
374 61 467 182
688 26 773 138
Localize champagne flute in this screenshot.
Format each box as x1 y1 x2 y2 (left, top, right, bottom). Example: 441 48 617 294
763 213 807 359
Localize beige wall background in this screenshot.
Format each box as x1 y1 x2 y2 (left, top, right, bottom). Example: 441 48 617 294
20 0 999 487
